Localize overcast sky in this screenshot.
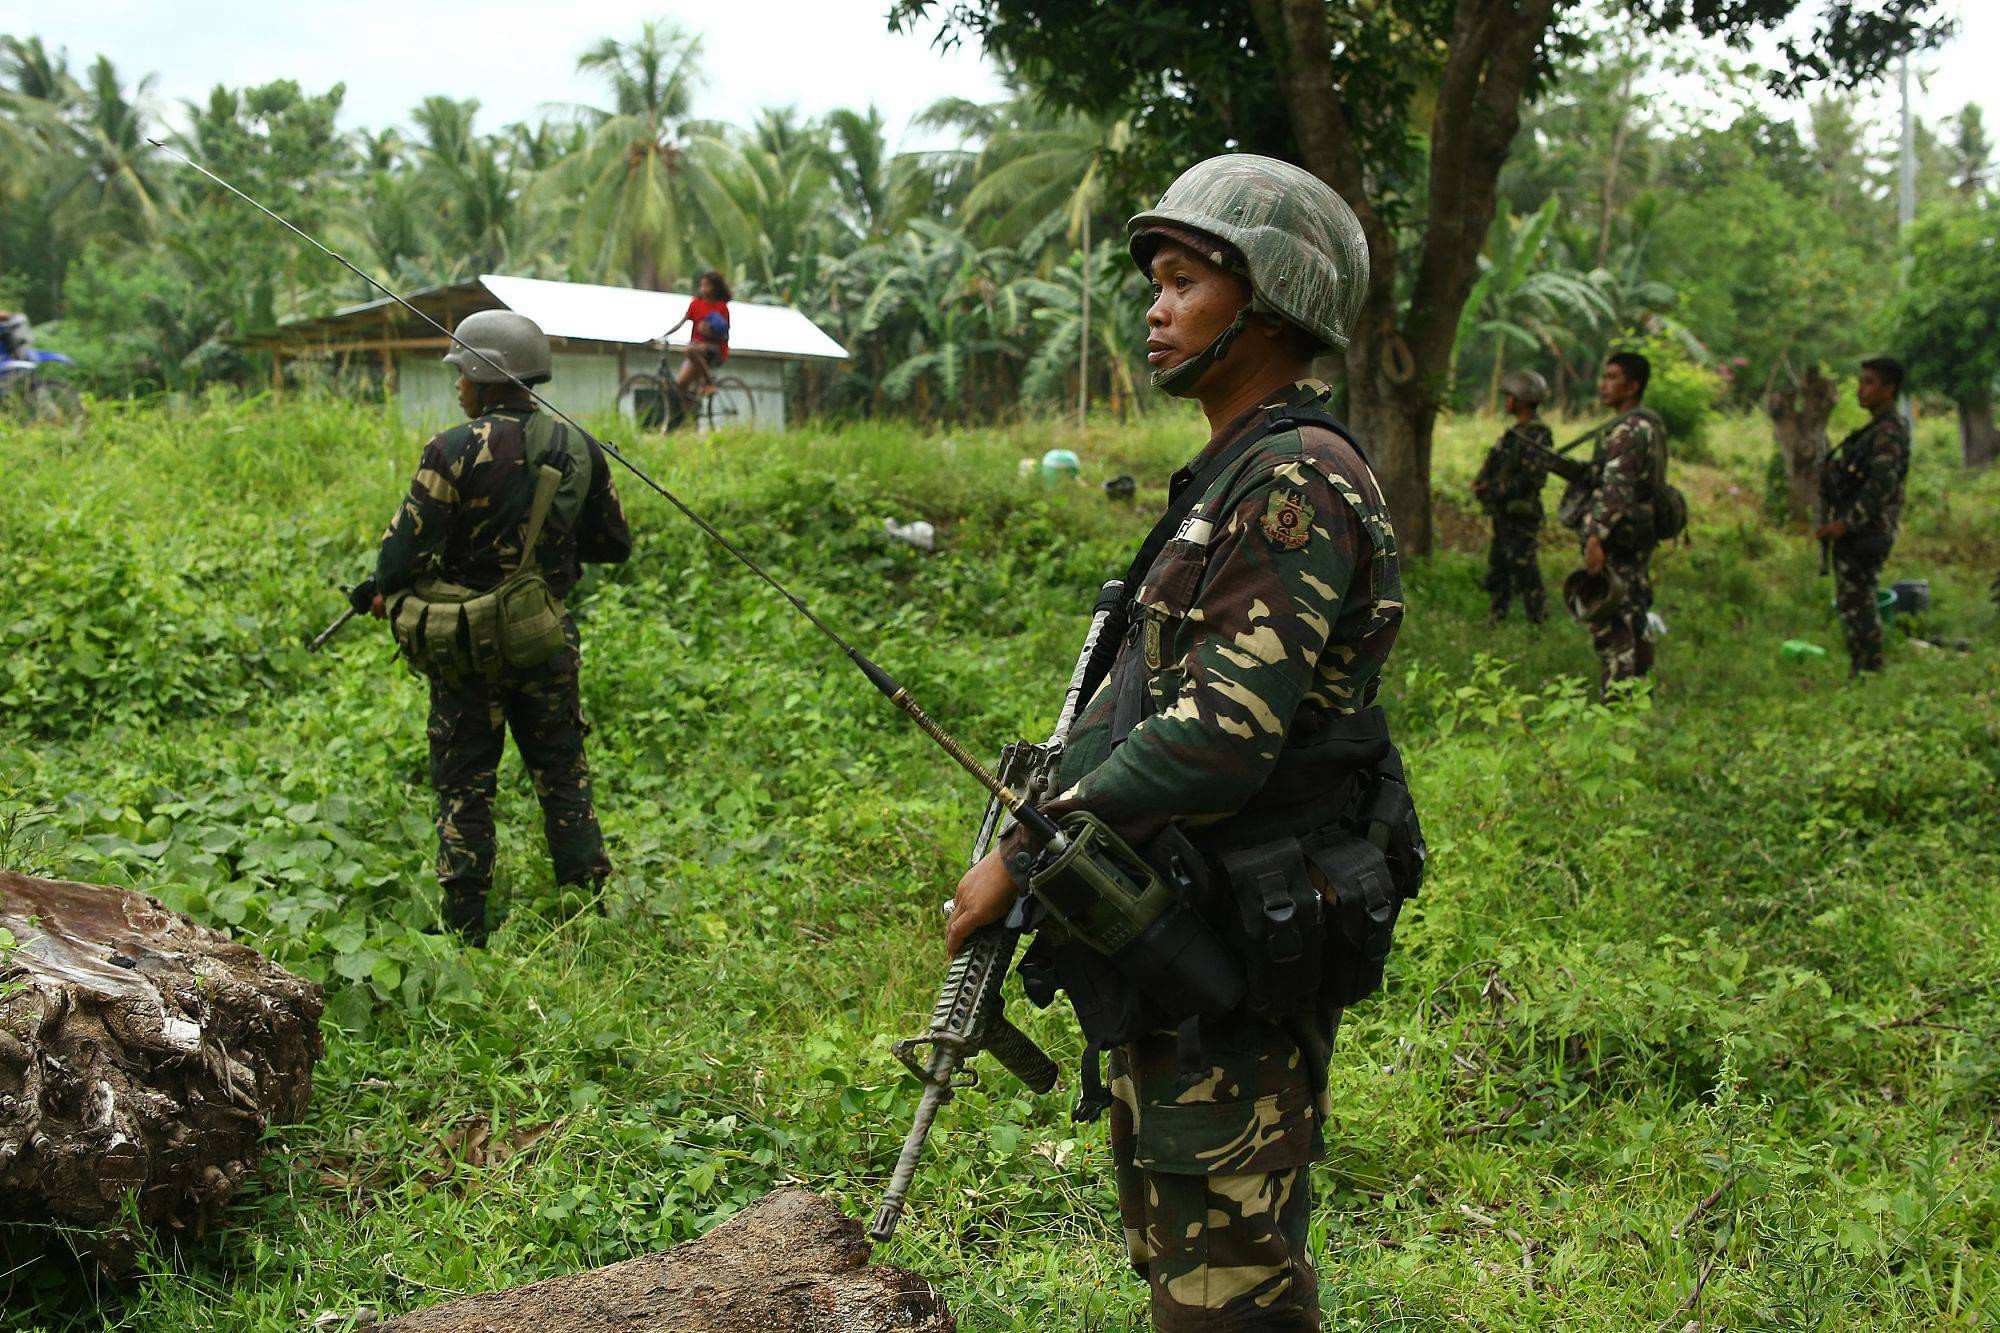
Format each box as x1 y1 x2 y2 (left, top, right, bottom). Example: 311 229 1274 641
6 0 1993 152
9 1 1011 149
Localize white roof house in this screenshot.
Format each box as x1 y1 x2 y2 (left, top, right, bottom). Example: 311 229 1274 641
260 274 849 431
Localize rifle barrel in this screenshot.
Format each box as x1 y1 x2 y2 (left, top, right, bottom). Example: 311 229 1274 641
308 606 358 653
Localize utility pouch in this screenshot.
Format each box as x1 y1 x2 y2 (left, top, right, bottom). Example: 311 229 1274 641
1025 812 1245 1027
1307 835 1399 1008
1219 837 1322 1022
388 464 567 681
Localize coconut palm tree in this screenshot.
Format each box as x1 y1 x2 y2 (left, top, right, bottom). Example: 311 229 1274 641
548 19 736 291
39 56 168 244
1012 240 1145 416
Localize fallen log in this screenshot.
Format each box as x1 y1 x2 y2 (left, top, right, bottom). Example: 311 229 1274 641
377 1188 955 1332
0 871 323 1270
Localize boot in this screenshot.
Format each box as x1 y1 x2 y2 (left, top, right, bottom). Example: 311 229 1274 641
439 883 490 948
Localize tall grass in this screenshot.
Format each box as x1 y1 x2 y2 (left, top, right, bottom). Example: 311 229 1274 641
0 392 1994 1330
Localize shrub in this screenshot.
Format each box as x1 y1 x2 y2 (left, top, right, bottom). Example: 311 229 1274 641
1625 333 1725 458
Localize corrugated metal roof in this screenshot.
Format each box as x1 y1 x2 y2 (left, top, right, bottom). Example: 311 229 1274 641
276 275 849 362
482 275 847 361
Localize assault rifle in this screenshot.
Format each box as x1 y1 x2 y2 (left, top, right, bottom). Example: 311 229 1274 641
868 583 1120 1244
1525 418 1614 486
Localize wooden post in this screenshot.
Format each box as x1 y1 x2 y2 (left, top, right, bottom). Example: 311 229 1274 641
271 348 284 398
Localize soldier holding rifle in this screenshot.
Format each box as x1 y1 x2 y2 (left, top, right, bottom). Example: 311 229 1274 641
941 155 1423 1332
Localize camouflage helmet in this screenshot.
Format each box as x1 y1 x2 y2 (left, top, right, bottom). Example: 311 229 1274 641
1500 368 1549 405
443 310 552 386
1129 153 1369 352
1563 566 1628 625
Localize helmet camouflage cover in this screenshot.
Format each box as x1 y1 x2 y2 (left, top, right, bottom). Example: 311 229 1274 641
1500 368 1549 404
1128 153 1369 351
443 309 553 386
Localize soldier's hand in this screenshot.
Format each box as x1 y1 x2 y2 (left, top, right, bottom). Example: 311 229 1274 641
1816 520 1846 541
369 593 387 619
945 848 1021 958
1584 535 1606 575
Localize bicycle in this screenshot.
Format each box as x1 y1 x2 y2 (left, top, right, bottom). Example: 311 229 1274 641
0 348 84 426
618 345 754 433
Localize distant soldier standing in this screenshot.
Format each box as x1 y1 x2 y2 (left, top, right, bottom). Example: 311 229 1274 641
1817 358 1911 675
1570 352 1669 695
352 312 632 944
1472 369 1554 625
945 156 1423 1332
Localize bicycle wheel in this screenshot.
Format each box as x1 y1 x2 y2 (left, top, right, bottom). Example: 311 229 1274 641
704 376 755 431
36 378 83 424
618 372 680 432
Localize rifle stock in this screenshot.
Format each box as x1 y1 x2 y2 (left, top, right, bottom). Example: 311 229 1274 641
868 580 1123 1246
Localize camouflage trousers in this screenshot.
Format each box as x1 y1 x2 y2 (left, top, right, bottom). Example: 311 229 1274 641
1108 1010 1338 1331
1831 534 1890 673
1483 519 1545 622
1588 551 1655 697
426 629 610 934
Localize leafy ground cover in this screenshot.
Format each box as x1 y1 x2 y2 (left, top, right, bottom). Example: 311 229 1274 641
1 393 1995 1330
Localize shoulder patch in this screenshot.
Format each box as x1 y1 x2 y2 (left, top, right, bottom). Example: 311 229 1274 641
1261 489 1313 550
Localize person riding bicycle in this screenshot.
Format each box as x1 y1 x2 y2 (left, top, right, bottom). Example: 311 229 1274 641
657 270 731 401
0 311 32 362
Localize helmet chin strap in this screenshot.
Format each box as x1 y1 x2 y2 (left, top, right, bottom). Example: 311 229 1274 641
1150 308 1251 398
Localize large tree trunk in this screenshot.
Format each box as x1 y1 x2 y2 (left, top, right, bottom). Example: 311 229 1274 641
372 1188 954 1332
1346 317 1437 550
1252 0 1559 554
1766 367 1837 523
0 873 323 1272
1959 391 2000 468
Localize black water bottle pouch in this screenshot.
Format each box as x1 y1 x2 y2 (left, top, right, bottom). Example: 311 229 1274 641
1366 755 1427 902
1018 932 1148 1049
1309 836 1400 1008
1219 837 1321 1022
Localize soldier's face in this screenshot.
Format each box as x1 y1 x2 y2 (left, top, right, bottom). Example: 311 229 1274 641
456 374 481 418
1597 362 1634 407
1857 368 1894 412
1145 242 1251 379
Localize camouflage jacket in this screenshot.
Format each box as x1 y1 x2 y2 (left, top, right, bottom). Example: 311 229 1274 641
1821 410 1911 537
1582 408 1666 551
1473 419 1554 522
375 404 632 600
1036 380 1403 840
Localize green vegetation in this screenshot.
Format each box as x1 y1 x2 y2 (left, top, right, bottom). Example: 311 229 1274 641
1 395 1994 1329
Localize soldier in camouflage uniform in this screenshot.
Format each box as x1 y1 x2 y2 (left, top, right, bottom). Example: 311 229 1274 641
947 155 1406 1332
1576 352 1666 696
354 312 632 944
1473 369 1554 624
1816 357 1911 675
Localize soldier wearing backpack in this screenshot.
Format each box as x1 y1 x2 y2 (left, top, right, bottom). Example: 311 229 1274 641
352 311 632 944
1575 351 1678 696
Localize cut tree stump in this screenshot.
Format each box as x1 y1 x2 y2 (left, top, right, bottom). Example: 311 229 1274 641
0 871 323 1269
377 1188 956 1333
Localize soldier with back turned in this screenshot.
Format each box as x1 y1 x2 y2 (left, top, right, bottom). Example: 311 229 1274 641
350 311 632 945
1473 369 1555 625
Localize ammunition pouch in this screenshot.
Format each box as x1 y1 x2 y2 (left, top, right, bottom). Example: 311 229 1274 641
1018 814 1245 1034
1020 708 1425 1086
388 463 568 683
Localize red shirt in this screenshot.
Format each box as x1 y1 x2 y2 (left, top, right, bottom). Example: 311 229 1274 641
686 297 730 361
